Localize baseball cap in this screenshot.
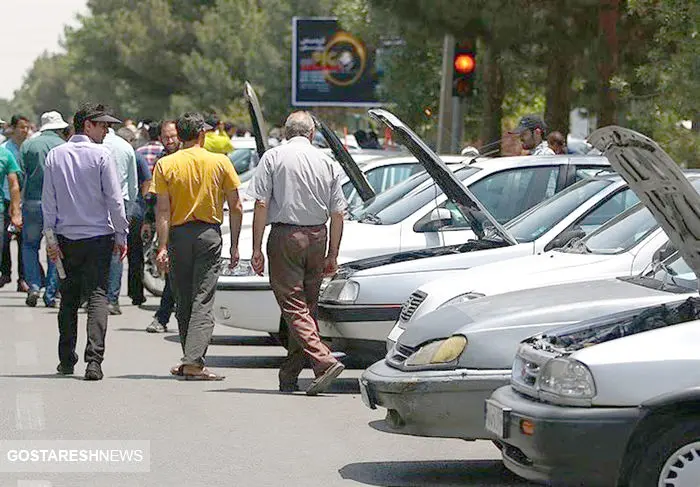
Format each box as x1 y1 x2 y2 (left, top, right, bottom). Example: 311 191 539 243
509 115 547 135
86 109 122 124
0 117 5 125
39 111 69 131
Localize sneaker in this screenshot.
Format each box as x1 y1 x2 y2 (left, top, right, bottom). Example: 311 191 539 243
56 363 74 375
306 362 345 396
146 319 167 333
0 274 10 288
84 362 103 381
25 290 40 308
108 303 122 315
131 296 147 306
44 300 57 308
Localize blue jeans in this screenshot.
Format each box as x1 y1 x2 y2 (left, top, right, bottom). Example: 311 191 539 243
21 200 58 304
107 252 123 305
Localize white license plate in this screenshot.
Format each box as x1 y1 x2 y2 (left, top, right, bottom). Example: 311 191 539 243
359 379 376 409
485 400 511 438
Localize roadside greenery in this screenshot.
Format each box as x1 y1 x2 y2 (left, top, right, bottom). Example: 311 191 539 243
2 0 697 163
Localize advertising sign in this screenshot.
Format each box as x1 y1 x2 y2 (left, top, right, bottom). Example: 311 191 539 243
292 17 380 107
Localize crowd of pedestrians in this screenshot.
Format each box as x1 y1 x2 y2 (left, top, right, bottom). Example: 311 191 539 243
0 104 348 395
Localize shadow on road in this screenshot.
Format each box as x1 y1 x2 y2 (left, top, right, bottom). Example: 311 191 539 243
163 334 277 347
0 374 83 380
208 378 360 396
204 355 285 368
339 459 533 486
138 304 160 312
113 374 177 380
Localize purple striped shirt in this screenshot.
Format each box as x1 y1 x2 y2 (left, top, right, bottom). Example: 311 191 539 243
42 134 129 245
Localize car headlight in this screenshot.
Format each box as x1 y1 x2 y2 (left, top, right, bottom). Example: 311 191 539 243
319 277 332 295
404 335 467 367
220 259 256 277
538 357 596 406
321 279 360 304
437 292 486 309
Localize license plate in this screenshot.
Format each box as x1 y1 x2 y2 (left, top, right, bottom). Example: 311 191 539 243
359 379 376 409
485 399 511 438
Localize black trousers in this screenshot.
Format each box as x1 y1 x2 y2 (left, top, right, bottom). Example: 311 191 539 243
1 201 23 280
168 222 221 366
127 215 145 301
57 233 113 367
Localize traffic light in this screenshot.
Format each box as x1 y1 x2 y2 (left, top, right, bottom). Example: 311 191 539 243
452 41 476 98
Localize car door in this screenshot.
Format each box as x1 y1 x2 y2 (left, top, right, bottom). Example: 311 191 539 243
437 165 561 246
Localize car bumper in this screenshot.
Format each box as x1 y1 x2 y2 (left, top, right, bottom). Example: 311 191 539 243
318 302 401 359
488 386 641 486
359 360 510 440
214 277 279 333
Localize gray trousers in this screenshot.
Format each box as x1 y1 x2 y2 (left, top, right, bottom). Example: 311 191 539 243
168 222 222 366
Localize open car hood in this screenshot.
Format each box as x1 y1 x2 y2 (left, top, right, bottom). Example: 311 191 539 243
311 114 375 202
589 126 700 280
368 108 516 245
244 81 270 158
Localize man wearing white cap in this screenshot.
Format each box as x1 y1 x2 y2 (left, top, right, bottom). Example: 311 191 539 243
20 111 69 307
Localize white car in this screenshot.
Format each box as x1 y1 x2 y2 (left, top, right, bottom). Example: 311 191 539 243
489 129 700 487
214 111 609 339
384 177 700 349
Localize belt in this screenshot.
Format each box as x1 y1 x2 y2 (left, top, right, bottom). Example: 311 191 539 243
271 222 325 228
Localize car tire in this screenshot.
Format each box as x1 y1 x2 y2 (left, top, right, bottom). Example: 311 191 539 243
269 316 289 349
628 416 700 487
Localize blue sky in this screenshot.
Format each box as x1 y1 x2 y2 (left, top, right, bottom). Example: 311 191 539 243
1 0 88 99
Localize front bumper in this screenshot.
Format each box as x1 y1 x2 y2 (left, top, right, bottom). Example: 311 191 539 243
318 302 401 360
213 277 279 332
488 386 641 486
359 360 510 440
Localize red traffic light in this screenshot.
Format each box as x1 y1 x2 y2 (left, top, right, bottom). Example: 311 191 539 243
454 53 475 75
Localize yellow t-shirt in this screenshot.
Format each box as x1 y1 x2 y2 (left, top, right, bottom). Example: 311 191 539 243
152 146 240 227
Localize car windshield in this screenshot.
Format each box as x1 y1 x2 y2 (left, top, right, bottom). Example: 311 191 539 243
504 178 615 243
567 204 657 254
648 254 698 291
349 166 480 224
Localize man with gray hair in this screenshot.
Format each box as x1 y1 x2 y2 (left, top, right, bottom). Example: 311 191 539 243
249 110 346 396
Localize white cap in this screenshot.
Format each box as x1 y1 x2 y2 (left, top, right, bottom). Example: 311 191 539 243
0 117 5 124
39 111 69 131
460 145 480 157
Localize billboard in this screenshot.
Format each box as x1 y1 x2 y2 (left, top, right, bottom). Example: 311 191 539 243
292 17 380 107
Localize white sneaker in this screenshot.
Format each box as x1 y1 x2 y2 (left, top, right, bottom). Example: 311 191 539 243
146 319 167 333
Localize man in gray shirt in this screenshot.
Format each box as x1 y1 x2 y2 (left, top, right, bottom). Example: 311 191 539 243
249 111 346 396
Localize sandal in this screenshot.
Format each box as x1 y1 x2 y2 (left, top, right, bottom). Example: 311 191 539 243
181 367 225 381
170 364 185 376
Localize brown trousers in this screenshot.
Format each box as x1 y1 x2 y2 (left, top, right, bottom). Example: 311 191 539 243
267 223 337 385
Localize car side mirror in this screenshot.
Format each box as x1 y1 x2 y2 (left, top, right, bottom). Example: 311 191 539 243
414 208 454 233
544 227 587 252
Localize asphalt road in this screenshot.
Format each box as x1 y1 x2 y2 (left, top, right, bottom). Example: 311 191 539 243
0 268 536 486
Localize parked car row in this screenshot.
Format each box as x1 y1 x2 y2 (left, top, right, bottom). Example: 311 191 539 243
358 125 700 486
215 83 700 486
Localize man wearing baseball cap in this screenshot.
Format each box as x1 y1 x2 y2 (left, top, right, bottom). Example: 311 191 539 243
43 103 128 381
510 115 555 156
20 111 70 308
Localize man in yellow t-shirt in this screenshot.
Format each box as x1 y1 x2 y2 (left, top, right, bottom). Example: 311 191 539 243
152 112 243 381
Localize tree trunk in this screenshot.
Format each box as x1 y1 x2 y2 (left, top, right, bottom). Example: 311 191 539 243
544 45 573 138
597 0 620 127
479 43 504 156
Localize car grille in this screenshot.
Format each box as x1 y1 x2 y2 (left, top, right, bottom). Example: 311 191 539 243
399 291 427 323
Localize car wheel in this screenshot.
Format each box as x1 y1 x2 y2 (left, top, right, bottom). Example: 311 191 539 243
269 316 289 349
629 417 700 487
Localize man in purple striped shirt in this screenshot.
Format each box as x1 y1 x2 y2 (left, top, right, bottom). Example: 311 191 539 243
42 103 129 381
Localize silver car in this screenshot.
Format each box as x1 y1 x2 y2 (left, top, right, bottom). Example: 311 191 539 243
358 127 700 442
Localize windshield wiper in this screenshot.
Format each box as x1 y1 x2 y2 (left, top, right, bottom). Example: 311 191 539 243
359 213 382 224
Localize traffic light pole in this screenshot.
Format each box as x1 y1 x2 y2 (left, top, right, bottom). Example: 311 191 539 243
451 96 465 153
437 34 455 154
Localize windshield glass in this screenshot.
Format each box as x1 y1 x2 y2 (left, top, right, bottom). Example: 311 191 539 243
573 204 657 254
349 166 480 224
504 178 614 243
648 254 698 291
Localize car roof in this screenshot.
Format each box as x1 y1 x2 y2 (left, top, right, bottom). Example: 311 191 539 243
231 138 257 149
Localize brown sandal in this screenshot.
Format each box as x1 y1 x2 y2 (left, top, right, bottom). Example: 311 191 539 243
170 364 185 376
181 367 225 381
